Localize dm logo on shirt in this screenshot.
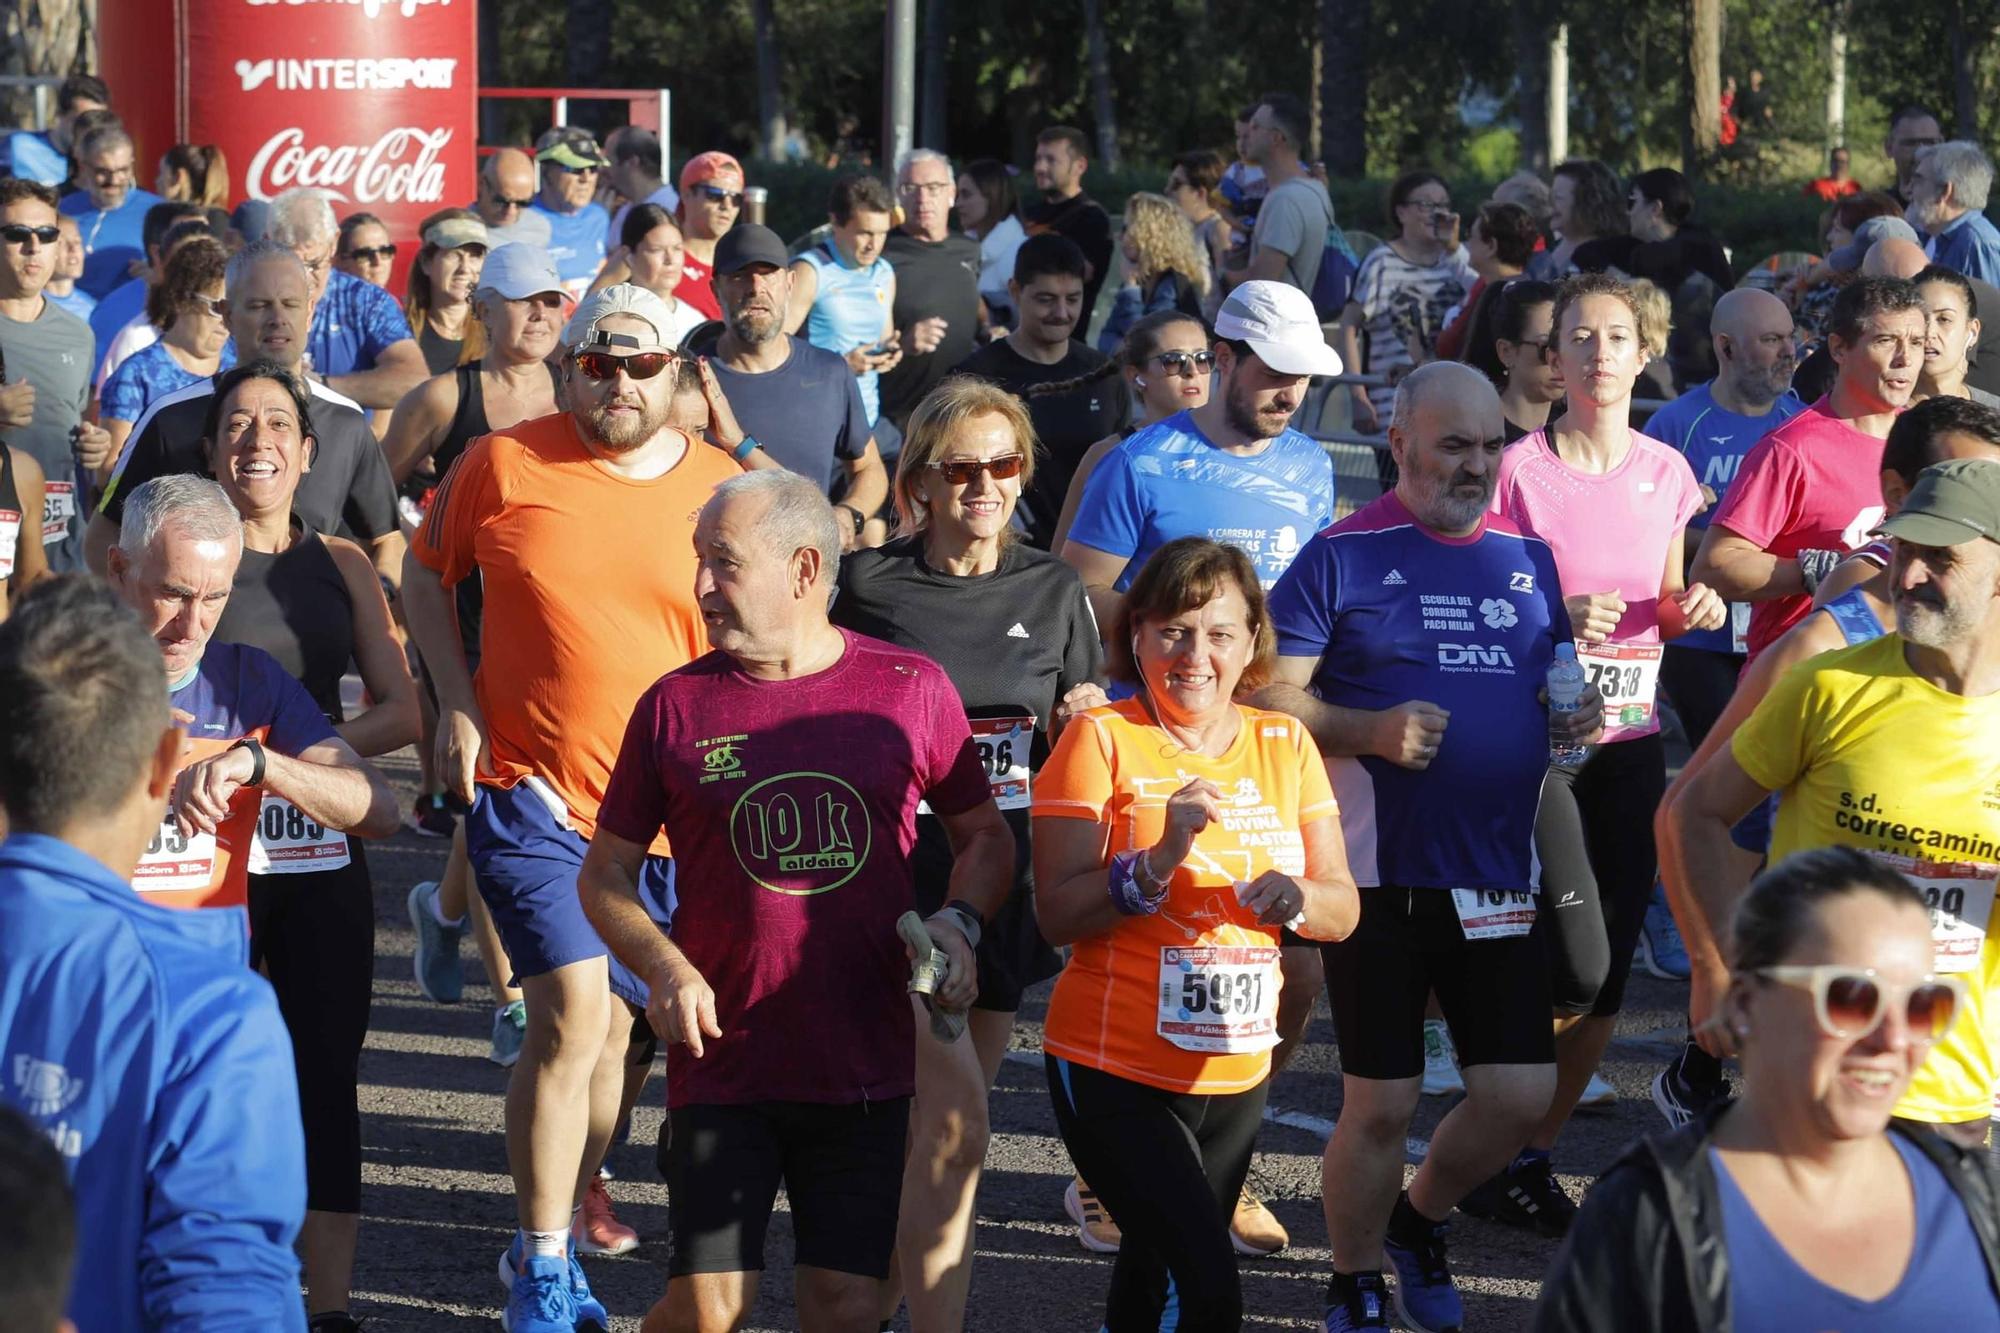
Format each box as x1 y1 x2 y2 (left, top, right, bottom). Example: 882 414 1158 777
731 772 873 895
11 1055 83 1117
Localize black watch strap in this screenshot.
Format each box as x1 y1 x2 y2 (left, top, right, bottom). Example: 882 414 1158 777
230 736 267 788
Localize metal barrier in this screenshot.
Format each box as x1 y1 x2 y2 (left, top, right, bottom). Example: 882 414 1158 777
0 74 65 131
478 86 671 159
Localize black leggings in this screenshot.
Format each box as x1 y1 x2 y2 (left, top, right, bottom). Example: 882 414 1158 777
249 849 376 1214
1536 733 1666 1018
1660 645 1744 751
1045 1056 1266 1333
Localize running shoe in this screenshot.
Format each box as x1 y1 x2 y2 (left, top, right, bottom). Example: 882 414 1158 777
408 792 456 839
1577 1070 1617 1110
1063 1176 1121 1253
1652 1056 1731 1130
500 1252 577 1333
1323 1271 1393 1331
572 1174 639 1256
1421 1019 1465 1097
499 1235 608 1330
1383 1207 1465 1333
307 1316 369 1332
407 880 466 1004
490 999 528 1068
1456 1155 1576 1238
1634 881 1692 980
1229 1183 1288 1256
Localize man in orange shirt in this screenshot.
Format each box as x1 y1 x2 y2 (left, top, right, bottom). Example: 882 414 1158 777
405 284 763 1332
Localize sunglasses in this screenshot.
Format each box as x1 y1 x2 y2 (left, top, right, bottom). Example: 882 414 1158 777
344 244 397 264
930 454 1025 485
695 184 744 206
487 191 534 210
553 163 600 176
0 224 59 246
1754 964 1967 1043
1151 350 1215 378
575 349 677 381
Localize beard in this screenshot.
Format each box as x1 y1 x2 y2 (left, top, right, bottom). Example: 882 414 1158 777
1896 587 1978 649
1223 379 1296 441
584 395 673 451
1403 462 1493 531
727 306 782 345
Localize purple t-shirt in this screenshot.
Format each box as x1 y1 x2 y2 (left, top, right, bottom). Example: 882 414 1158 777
596 629 991 1108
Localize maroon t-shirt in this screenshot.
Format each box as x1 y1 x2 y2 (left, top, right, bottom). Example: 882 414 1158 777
597 630 991 1107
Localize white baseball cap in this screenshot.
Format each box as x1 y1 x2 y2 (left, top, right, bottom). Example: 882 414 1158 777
562 283 679 354
1213 280 1344 378
477 244 563 301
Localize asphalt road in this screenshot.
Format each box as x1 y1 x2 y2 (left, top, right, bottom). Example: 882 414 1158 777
349 746 1698 1332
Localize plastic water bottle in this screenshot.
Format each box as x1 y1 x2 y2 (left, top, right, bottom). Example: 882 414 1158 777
1548 643 1590 766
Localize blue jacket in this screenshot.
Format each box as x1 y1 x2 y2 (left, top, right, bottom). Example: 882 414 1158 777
0 834 307 1332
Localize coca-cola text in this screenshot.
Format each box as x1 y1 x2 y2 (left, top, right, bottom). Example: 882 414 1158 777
247 125 453 204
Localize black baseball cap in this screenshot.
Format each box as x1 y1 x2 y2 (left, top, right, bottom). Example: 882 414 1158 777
711 224 789 276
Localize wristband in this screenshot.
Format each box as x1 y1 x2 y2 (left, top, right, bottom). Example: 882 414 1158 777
835 503 865 536
732 434 762 462
1798 547 1842 595
1107 850 1168 916
934 903 983 952
229 736 267 788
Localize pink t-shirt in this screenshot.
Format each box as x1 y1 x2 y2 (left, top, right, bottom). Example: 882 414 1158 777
597 630 992 1108
1707 397 1888 657
1494 427 1702 741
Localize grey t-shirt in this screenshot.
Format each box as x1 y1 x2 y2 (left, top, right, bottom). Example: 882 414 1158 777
483 208 553 251
1251 175 1335 295
0 298 94 571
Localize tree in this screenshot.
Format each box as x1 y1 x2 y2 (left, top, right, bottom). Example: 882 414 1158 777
1686 0 1723 175
752 0 788 160
1083 0 1121 168
1320 0 1369 176
3 0 90 128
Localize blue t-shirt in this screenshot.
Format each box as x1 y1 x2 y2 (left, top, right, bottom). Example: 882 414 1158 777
100 338 238 425
1068 409 1335 591
1267 492 1569 891
47 286 96 323
797 241 894 421
529 200 610 291
60 187 163 301
172 641 339 758
705 336 870 495
0 129 64 185
307 268 413 380
90 275 148 379
1714 1134 2000 1333
1642 382 1802 653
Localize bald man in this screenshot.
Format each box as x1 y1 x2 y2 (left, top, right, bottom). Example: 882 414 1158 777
1796 237 2000 400
475 148 553 251
1643 287 1804 742
1692 275 1927 658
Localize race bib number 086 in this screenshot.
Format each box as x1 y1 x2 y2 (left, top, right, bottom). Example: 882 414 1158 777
971 714 1035 811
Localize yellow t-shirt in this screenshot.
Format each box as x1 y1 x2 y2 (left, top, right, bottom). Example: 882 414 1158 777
1733 634 2000 1123
1034 699 1339 1095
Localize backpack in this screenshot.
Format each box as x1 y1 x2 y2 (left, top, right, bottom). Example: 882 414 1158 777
1311 227 1360 321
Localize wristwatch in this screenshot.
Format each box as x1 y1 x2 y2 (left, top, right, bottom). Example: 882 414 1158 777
732 434 762 462
835 503 866 537
229 735 267 788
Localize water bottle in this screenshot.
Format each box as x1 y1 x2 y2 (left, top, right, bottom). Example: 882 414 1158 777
1547 643 1590 766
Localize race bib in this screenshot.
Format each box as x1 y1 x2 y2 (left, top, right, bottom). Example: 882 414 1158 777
1156 944 1280 1054
0 508 18 578
132 817 220 894
971 714 1035 811
40 481 74 545
246 795 351 875
1451 887 1537 939
1578 641 1663 729
1729 602 1751 655
1870 852 1998 974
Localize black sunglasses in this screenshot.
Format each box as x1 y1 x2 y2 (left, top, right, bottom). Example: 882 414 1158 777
343 244 398 264
0 224 59 246
1151 350 1215 378
930 454 1025 485
696 184 744 207
576 349 678 381
487 191 534 210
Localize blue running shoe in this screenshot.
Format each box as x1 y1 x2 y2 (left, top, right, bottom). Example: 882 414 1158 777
1634 879 1691 980
1323 1270 1393 1330
490 999 528 1068
500 1252 575 1332
1384 1212 1464 1333
407 880 466 1003
498 1237 608 1331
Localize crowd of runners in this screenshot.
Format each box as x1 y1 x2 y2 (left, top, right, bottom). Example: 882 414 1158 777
1 71 1999 1333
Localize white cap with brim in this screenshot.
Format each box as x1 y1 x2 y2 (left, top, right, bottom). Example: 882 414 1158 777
1213 280 1344 378
562 283 677 355
477 244 563 301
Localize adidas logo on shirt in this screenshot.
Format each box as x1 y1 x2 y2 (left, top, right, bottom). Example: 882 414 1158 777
1006 623 1030 639
1382 569 1407 586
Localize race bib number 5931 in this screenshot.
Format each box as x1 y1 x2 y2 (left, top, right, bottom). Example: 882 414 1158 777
1156 944 1280 1054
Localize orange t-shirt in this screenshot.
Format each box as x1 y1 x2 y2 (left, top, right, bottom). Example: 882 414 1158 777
410 413 739 845
1035 698 1338 1094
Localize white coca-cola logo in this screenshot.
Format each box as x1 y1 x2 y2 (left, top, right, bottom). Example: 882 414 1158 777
247 126 453 205
247 0 449 18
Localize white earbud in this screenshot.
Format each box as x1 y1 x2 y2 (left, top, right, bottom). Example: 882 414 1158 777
1135 376 1148 388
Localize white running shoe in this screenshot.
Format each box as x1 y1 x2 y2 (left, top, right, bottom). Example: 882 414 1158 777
1421 1019 1465 1097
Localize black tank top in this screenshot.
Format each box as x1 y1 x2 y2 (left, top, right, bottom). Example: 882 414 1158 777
435 362 561 479
418 322 463 377
213 525 354 721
